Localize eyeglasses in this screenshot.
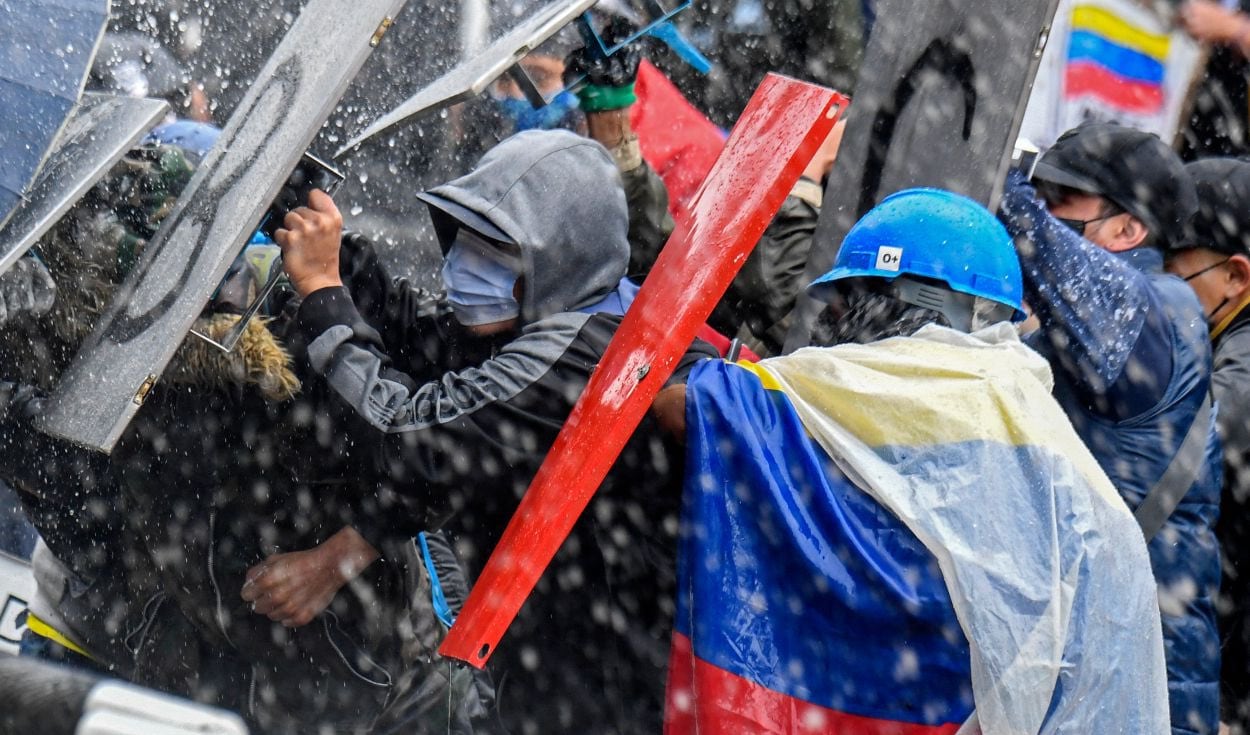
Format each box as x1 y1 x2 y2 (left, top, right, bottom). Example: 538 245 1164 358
1055 212 1120 236
1179 257 1231 282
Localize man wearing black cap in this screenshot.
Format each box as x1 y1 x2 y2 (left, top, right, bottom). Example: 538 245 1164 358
1168 157 1250 732
999 123 1222 735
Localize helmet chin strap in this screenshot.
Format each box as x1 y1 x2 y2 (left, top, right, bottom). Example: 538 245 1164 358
890 277 1014 333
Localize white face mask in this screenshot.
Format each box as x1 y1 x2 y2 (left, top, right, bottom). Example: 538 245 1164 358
441 229 521 326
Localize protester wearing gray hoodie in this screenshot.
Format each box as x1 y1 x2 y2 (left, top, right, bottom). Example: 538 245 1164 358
275 129 716 733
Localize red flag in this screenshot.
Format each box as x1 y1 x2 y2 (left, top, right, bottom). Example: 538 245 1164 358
439 75 849 668
631 60 726 224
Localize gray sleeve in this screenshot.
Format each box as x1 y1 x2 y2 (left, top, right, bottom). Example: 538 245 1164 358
621 161 675 279
306 321 577 434
1213 331 1250 457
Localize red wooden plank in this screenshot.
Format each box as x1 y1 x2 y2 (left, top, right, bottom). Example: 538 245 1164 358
440 74 849 667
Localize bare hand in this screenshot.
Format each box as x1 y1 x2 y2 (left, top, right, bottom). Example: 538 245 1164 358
274 188 344 297
802 119 847 183
651 384 688 442
241 527 380 628
1180 0 1247 45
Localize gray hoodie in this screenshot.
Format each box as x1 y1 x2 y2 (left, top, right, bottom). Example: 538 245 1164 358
420 129 630 324
294 129 716 733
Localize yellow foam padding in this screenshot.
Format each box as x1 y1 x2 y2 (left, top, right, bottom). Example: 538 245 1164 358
1071 4 1170 60
24 612 92 659
1211 293 1250 341
734 326 1118 500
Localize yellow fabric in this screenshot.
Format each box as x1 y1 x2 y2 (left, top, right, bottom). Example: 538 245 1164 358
750 323 1118 502
1211 293 1250 341
25 612 92 659
730 324 1166 732
734 360 783 391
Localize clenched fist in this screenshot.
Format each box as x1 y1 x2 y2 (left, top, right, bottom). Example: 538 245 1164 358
274 188 344 297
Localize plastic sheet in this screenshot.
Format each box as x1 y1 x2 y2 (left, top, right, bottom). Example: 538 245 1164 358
765 324 1169 734
673 323 1169 734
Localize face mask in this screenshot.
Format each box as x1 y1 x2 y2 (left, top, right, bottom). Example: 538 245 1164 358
441 230 521 326
496 90 581 132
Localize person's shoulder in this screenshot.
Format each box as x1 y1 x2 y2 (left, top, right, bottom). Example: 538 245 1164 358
1217 315 1250 361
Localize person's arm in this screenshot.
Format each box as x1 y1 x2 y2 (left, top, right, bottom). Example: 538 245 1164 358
620 158 675 279
705 122 841 355
338 231 445 331
586 107 674 277
998 171 1172 418
1181 0 1250 56
708 181 821 354
569 25 677 279
335 231 487 378
651 383 687 441
241 525 379 628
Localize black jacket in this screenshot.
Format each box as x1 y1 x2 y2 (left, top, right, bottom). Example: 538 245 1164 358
1213 304 1250 726
298 131 718 733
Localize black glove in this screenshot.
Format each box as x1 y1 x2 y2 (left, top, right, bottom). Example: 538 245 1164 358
563 19 643 112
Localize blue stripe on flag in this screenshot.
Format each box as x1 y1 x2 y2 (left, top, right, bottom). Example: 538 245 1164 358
1067 30 1165 84
677 359 974 726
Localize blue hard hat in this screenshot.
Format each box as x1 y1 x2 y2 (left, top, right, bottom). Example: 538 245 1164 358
143 120 222 163
807 188 1025 320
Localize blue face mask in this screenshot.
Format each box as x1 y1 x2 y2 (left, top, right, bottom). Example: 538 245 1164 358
441 230 522 326
496 90 581 132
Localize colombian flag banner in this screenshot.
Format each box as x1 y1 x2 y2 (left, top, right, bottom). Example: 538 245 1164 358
1065 4 1169 115
1019 0 1203 147
665 325 1169 734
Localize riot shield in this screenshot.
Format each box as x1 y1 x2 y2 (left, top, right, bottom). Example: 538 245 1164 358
782 0 1061 353
0 94 169 277
337 0 600 156
336 0 700 156
37 0 410 452
0 0 110 233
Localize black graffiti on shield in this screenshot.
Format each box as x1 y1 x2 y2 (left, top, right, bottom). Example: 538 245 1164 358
857 37 977 219
104 57 302 343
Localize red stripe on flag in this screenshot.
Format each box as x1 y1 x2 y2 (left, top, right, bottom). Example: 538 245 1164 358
1064 61 1165 114
665 633 962 735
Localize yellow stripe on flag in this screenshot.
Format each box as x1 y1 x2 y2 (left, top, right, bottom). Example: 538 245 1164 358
739 326 1118 503
734 360 784 391
1071 4 1170 60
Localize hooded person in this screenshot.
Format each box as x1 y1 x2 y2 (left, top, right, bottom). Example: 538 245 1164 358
271 128 719 733
0 123 487 735
654 189 1170 734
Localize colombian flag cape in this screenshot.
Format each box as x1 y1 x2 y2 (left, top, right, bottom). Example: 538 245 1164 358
665 324 1169 734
